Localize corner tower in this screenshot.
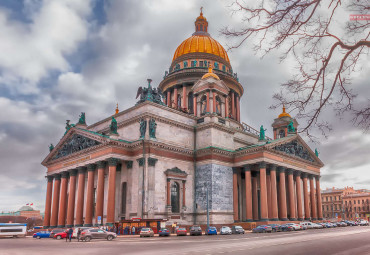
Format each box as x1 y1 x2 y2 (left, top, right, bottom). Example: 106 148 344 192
159 10 244 123
272 106 298 139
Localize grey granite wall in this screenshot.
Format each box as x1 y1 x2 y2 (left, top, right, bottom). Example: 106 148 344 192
195 164 233 212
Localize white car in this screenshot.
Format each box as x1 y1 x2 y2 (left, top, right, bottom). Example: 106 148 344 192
220 226 232 235
300 222 315 229
286 223 301 231
359 220 369 226
312 223 323 229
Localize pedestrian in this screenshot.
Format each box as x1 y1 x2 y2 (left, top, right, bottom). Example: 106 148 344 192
68 228 73 242
132 226 136 235
77 228 82 242
65 229 69 242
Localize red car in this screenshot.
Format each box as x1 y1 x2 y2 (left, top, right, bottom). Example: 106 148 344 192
54 231 67 240
176 228 187 236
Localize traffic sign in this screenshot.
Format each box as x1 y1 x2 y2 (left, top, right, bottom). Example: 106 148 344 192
97 216 101 224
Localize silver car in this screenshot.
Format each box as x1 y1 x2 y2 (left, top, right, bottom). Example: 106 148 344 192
220 226 232 235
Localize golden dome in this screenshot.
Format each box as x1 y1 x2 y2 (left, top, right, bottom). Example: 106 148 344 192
278 105 291 118
172 9 230 63
202 65 220 80
173 35 230 63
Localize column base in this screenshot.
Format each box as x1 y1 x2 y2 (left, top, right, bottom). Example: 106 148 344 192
94 224 102 227
270 218 279 221
66 225 74 228
84 223 93 227
289 218 297 221
260 218 269 222
43 226 49 229
318 218 323 220
245 219 254 222
304 217 311 221
50 225 57 228
280 218 289 221
75 224 84 227
311 218 317 221
57 225 65 228
297 218 304 221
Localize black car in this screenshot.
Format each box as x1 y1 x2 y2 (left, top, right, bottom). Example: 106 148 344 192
280 224 293 232
158 228 170 237
231 226 245 234
189 225 202 236
49 228 65 238
268 224 281 232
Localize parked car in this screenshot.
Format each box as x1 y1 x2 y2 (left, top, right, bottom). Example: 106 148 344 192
359 220 369 226
189 225 202 236
176 228 187 236
280 224 293 232
231 226 245 234
220 226 232 235
312 223 323 229
205 226 217 235
158 228 170 237
298 223 307 230
252 225 272 233
300 222 315 229
49 228 65 238
316 223 327 228
268 224 281 232
33 231 51 239
285 223 301 231
73 227 92 239
80 229 117 241
139 228 154 238
53 231 67 240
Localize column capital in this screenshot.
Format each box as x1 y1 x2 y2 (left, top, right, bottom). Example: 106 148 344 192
61 171 69 178
301 172 308 178
286 169 294 175
308 174 315 179
77 166 87 174
137 157 145 167
87 164 97 171
294 170 302 177
108 158 120 166
53 174 61 180
148 157 158 167
126 160 133 169
167 178 171 183
96 161 106 169
232 167 238 174
277 166 286 173
243 165 251 172
69 169 77 176
315 175 321 180
182 180 186 184
46 175 54 182
269 164 277 171
259 162 267 169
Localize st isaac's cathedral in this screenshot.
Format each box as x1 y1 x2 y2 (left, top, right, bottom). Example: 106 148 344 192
42 11 324 230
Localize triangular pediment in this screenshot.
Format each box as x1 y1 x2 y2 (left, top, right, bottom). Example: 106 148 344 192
52 134 101 160
42 128 105 165
192 77 230 96
265 135 323 166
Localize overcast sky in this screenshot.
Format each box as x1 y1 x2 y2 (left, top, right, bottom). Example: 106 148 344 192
0 0 369 212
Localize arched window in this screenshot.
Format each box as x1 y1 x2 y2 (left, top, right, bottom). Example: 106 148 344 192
216 96 222 115
279 130 285 138
177 94 181 109
171 182 180 213
188 92 194 114
200 95 207 115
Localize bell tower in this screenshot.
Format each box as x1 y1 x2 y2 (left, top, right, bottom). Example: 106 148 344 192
272 105 298 139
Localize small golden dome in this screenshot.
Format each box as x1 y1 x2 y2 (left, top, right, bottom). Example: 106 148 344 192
202 65 220 80
115 103 119 115
278 105 291 118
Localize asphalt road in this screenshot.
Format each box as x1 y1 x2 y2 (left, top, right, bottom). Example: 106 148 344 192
2 226 370 255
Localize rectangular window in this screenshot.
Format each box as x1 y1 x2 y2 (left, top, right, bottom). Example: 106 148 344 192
199 61 204 67
354 200 356 204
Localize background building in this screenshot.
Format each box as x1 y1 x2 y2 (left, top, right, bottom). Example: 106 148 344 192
321 187 370 221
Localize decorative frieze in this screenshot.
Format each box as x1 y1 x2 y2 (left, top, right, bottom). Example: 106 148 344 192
53 134 101 160
273 140 314 162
